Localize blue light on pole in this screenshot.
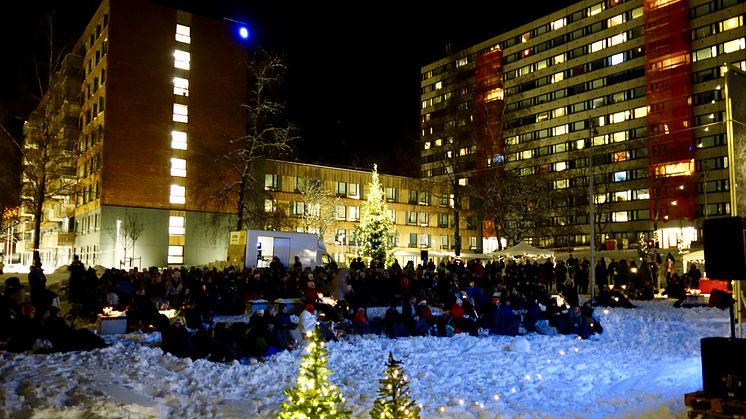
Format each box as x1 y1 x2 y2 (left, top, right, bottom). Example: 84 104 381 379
238 26 250 40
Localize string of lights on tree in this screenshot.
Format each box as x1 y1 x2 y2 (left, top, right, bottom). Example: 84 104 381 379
370 352 421 419
279 327 351 419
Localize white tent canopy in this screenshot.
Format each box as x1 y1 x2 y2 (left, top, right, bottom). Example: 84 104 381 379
492 241 555 259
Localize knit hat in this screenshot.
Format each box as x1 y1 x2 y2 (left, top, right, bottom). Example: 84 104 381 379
3 277 23 296
305 303 315 312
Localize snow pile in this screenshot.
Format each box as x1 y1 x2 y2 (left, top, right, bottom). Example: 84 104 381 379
0 300 736 418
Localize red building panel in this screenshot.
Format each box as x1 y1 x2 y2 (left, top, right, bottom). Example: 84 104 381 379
644 0 696 221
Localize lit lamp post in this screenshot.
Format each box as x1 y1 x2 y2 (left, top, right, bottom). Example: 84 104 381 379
587 117 599 303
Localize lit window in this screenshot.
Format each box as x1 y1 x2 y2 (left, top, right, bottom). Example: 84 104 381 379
553 125 568 136
647 0 676 9
590 40 606 53
175 24 191 44
174 50 190 70
171 130 187 150
693 46 717 62
348 206 360 221
608 14 625 27
723 37 745 54
719 16 742 32
167 245 184 264
614 171 627 182
614 190 631 202
349 183 360 198
424 141 431 150
169 216 185 235
264 174 279 191
434 138 443 146
610 52 625 65
576 139 586 150
610 111 629 124
521 150 532 159
554 179 569 189
588 2 604 16
170 158 186 177
456 57 468 67
484 87 504 101
385 187 397 202
173 77 189 96
170 184 185 204
634 106 647 118
612 151 629 162
458 178 468 186
551 18 566 30
609 32 627 46
173 103 188 123
551 72 564 83
653 161 694 177
611 131 627 143
335 205 346 219
435 81 443 90
264 199 276 213
554 161 567 171
612 211 628 222
553 54 565 65
553 107 566 118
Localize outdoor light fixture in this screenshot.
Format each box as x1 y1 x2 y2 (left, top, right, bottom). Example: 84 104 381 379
239 26 250 39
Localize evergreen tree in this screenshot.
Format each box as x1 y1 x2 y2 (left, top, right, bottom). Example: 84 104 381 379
353 164 396 267
370 353 420 419
279 327 351 419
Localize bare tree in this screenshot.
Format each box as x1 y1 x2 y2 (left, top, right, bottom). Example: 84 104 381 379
214 49 299 231
297 176 338 242
481 171 552 245
120 210 144 266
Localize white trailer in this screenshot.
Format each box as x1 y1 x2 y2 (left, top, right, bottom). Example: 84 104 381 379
243 230 334 269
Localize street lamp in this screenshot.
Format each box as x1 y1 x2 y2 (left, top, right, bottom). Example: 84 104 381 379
587 117 599 303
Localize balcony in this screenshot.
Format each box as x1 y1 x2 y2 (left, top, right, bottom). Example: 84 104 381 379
41 231 74 248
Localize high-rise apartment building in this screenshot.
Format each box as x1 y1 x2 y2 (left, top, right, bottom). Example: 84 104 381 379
22 0 248 268
420 0 746 251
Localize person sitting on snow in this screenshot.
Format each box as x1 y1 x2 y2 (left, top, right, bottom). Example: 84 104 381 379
298 304 318 338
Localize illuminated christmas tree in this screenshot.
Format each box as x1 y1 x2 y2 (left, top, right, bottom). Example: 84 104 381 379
370 353 420 419
279 327 351 419
352 164 396 267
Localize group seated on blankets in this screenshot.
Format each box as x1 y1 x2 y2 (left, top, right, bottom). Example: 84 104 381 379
161 304 301 362
594 287 635 309
1 274 107 354
532 300 603 339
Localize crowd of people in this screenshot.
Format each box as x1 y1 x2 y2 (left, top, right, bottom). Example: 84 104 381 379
1 250 702 360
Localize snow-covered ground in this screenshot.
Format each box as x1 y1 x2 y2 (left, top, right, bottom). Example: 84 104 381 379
0 299 737 418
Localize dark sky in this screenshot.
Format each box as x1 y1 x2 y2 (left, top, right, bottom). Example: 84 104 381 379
0 1 578 177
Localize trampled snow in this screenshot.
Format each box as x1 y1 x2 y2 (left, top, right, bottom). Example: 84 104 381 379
0 300 736 418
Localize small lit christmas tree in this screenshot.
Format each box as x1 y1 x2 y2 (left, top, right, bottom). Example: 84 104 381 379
370 353 420 419
279 327 351 419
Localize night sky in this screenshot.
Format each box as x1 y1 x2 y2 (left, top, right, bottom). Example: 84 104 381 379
0 0 578 177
